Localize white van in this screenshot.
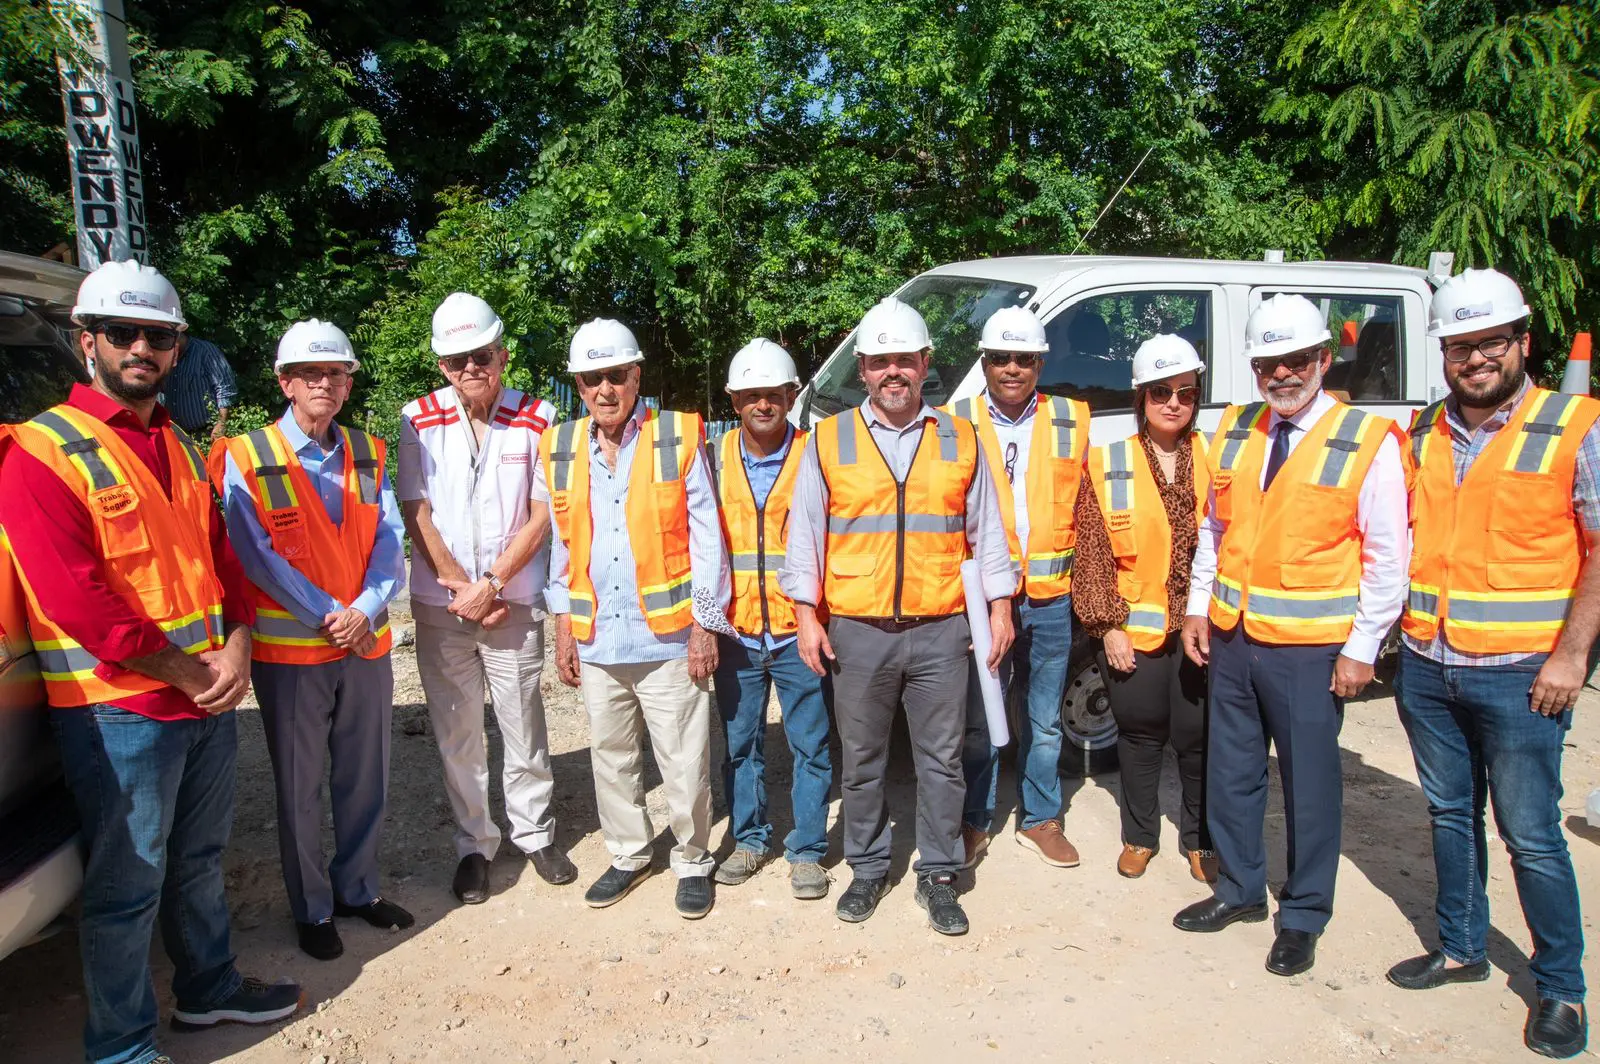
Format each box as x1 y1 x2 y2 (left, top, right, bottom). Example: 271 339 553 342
796 252 1449 773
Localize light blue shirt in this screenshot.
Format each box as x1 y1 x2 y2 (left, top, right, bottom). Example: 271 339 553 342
223 409 407 629
734 427 798 653
544 401 732 666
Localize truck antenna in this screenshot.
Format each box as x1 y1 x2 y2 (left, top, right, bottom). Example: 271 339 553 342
1069 146 1154 257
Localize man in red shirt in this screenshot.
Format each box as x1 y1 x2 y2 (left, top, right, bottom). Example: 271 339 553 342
0 260 301 1064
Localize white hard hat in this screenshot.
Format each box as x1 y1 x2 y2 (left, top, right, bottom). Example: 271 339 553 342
431 292 505 357
1428 268 1531 338
1243 294 1332 360
979 306 1048 353
855 297 933 356
276 319 360 372
71 260 187 329
1131 334 1206 387
725 338 799 392
568 318 645 373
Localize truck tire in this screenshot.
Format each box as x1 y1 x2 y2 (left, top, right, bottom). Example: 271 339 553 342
1059 638 1119 777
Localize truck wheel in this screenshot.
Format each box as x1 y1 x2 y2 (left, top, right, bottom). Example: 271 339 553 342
1059 641 1119 777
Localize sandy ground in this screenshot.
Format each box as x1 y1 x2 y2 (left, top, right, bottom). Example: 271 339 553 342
1 605 1597 1064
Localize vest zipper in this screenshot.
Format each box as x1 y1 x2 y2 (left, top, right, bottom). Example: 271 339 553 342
893 479 907 620
756 499 771 636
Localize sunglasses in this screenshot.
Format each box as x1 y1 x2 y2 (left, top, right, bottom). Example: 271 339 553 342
1250 352 1318 377
984 352 1042 369
1003 440 1018 484
96 323 178 352
577 367 634 388
441 349 497 372
1443 334 1520 364
1147 383 1199 405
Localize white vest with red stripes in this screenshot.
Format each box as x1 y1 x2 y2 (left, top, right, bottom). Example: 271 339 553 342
399 385 555 609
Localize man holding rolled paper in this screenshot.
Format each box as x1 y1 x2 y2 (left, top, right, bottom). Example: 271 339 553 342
782 296 1017 937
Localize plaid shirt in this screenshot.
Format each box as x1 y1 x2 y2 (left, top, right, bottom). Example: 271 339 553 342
1405 375 1600 666
160 335 238 434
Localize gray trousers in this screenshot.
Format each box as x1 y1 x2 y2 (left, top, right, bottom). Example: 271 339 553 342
253 652 394 924
830 614 970 878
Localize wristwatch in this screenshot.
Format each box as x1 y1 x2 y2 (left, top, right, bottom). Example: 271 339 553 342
485 572 505 594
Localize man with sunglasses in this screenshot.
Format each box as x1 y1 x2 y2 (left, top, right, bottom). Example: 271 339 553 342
1387 269 1592 1059
398 292 571 906
945 306 1088 871
0 260 302 1063
540 319 733 919
217 319 410 960
1176 293 1408 978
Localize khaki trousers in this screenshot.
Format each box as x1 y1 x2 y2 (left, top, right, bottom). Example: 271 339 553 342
579 657 714 877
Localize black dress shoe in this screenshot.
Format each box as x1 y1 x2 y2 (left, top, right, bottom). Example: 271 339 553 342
675 875 714 919
584 865 652 908
914 872 969 936
296 919 344 961
1526 1000 1587 1059
452 854 490 905
1386 950 1491 990
834 875 888 923
334 897 415 929
1172 896 1268 933
529 845 578 885
1265 928 1318 976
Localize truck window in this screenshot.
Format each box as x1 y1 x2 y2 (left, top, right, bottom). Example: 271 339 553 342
1038 291 1211 410
0 344 82 425
1262 291 1404 403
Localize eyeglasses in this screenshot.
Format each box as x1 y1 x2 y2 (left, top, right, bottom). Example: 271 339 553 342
1147 383 1199 405
441 349 498 372
1442 334 1521 364
1003 441 1018 485
577 367 634 388
286 366 351 384
96 323 178 352
983 352 1042 369
1250 352 1318 377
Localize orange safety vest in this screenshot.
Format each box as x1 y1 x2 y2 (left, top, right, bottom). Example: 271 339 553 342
5 404 225 707
540 409 700 640
0 525 31 669
1402 387 1600 654
1087 432 1212 652
221 423 393 664
712 428 810 637
947 393 1089 599
813 407 977 619
1207 399 1398 645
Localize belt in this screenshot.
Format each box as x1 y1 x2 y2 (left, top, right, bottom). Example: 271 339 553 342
837 615 952 633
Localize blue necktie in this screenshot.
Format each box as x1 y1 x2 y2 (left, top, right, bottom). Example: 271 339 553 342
1263 420 1293 490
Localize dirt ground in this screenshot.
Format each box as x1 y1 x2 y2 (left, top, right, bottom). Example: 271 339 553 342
1 603 1596 1064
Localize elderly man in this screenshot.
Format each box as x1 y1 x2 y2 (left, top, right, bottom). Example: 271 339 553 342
218 319 410 960
1177 293 1408 977
0 260 300 1064
399 292 570 905
540 318 733 919
782 297 1017 936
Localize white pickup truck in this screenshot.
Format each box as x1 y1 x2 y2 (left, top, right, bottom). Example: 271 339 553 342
796 252 1450 773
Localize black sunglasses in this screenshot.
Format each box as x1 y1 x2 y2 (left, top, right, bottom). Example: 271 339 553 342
577 367 634 387
441 349 497 372
96 322 179 352
983 352 1042 369
1250 352 1318 377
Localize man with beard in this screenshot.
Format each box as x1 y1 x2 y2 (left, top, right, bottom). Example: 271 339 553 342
0 261 302 1063
1176 293 1408 977
1386 269 1592 1060
782 297 1017 936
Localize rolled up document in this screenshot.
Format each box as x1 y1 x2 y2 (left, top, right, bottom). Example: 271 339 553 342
962 558 1009 747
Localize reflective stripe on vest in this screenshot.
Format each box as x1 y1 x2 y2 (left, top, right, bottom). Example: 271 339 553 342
717 428 806 637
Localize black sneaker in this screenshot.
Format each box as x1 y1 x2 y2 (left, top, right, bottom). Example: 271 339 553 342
171 976 304 1030
834 875 888 923
1526 1000 1587 1059
296 919 343 961
584 865 653 908
914 872 968 936
334 896 415 930
675 875 714 919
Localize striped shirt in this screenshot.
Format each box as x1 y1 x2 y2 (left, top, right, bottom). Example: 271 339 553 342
1405 375 1600 667
161 336 238 433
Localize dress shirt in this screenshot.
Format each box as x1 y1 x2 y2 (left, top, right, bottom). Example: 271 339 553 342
1186 389 1408 664
983 391 1036 559
779 399 1020 608
543 401 732 665
0 383 255 720
161 336 238 434
222 409 407 629
734 426 798 652
1405 374 1600 667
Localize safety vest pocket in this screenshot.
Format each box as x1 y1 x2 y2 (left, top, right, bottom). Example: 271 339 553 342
828 554 878 578
651 481 692 566
1116 571 1142 603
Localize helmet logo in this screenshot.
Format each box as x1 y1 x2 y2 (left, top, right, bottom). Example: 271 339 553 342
307 340 342 354
877 332 890 344
1454 302 1491 321
119 290 161 309
1001 330 1027 342
1154 357 1178 369
1261 328 1293 343
445 323 477 335
587 347 613 360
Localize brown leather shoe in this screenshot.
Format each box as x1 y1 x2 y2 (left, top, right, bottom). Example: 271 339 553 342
1117 843 1156 878
1188 849 1219 884
1015 821 1081 867
961 825 990 869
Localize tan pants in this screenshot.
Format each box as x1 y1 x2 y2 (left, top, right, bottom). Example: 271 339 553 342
579 657 714 877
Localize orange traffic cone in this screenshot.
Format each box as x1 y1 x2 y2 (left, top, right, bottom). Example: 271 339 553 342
1560 332 1591 395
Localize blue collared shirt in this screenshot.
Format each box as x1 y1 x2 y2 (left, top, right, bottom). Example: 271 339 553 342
735 427 798 652
222 409 407 628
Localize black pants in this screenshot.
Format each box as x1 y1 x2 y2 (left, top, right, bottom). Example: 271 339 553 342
1103 631 1209 852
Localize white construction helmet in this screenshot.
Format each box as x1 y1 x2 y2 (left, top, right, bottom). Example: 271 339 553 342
568 318 644 372
725 338 799 392
276 319 360 372
431 292 505 357
1131 334 1205 387
855 297 933 356
1243 294 1331 360
1428 268 1531 338
979 306 1049 353
71 260 187 329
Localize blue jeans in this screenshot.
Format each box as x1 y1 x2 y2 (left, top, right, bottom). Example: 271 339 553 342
713 637 833 862
52 706 244 1064
1395 647 1585 1004
963 594 1072 831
